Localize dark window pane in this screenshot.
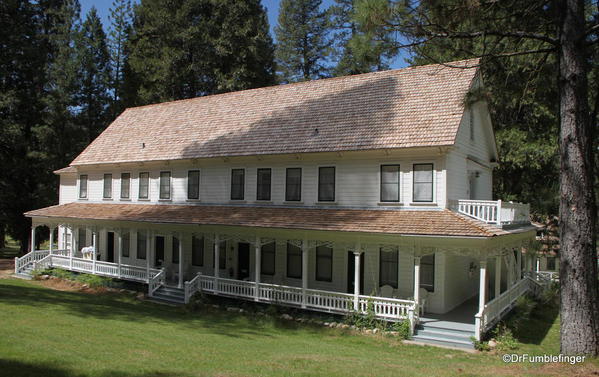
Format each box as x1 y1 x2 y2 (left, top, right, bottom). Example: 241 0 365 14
122 232 130 257
256 168 271 201
318 167 335 202
172 237 179 264
103 174 112 198
78 229 86 250
380 165 400 202
231 169 245 200
420 254 434 292
188 170 200 199
413 164 433 202
285 168 302 201
139 172 149 199
159 171 171 199
137 232 147 260
261 242 276 275
316 245 333 281
379 248 398 288
286 242 302 278
79 175 88 198
192 236 204 266
120 173 130 199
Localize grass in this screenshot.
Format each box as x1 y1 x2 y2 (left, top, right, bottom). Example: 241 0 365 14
0 279 597 377
0 236 20 258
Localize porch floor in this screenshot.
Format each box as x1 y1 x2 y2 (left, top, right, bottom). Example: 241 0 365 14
419 296 478 332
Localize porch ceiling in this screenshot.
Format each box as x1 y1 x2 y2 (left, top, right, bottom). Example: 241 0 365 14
25 202 509 238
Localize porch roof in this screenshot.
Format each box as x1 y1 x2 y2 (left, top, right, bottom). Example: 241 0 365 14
25 202 509 238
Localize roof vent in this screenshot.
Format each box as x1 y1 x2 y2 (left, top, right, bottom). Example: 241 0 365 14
313 128 319 136
141 142 145 149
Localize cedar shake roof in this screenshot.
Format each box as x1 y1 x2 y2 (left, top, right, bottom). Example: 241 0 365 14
71 59 480 166
25 202 508 238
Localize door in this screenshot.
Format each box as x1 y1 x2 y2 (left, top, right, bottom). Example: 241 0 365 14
347 251 364 294
155 236 165 267
106 232 115 263
237 242 250 280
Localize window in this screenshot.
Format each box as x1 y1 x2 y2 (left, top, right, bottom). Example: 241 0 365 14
316 245 333 282
120 173 131 199
286 242 302 278
413 164 433 202
256 168 272 201
420 254 435 292
138 172 149 199
122 232 130 257
547 257 556 271
380 165 400 202
191 236 204 266
379 248 398 288
187 170 200 200
103 174 112 198
172 236 179 264
285 168 302 201
79 175 88 199
231 169 245 200
78 229 86 250
318 167 335 202
261 242 276 275
159 171 171 199
137 232 147 260
212 241 227 268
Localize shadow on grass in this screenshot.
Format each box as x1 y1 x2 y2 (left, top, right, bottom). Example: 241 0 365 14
0 359 187 377
0 279 329 339
512 302 559 346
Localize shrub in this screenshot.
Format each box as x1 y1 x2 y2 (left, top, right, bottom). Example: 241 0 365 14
31 268 53 280
390 320 411 340
471 337 491 352
493 323 519 351
186 291 207 312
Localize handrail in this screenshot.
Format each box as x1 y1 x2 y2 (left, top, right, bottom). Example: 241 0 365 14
450 199 530 226
148 268 165 297
184 272 202 304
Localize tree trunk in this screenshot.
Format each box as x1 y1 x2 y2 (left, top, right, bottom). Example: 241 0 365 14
0 225 5 249
557 0 599 356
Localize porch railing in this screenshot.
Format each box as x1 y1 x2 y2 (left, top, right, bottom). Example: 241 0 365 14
449 199 530 226
14 249 66 274
528 270 559 283
148 269 165 297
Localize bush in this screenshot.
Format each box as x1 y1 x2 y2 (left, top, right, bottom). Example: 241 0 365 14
493 323 519 351
185 291 207 312
344 298 411 339
390 320 411 340
31 268 53 280
471 337 491 352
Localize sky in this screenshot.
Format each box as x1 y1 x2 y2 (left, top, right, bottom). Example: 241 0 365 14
79 0 409 69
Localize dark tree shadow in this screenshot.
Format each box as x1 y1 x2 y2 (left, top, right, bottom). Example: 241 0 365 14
511 302 559 345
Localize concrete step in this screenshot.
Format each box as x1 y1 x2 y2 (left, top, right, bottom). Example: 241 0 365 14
151 292 185 304
410 334 475 350
415 328 474 343
157 286 185 296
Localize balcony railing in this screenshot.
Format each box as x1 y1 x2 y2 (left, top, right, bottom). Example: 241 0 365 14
449 199 530 227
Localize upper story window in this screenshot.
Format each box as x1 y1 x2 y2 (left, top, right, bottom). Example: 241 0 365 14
256 168 272 201
138 172 149 199
231 169 245 200
159 171 171 199
379 247 398 288
261 242 276 275
120 173 130 199
103 174 112 198
318 167 335 202
79 175 88 199
380 165 400 202
413 163 433 202
285 168 302 201
187 170 200 200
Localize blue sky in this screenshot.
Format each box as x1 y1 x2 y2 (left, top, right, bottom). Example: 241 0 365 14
79 0 409 69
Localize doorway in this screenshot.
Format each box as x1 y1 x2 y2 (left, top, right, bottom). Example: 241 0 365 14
237 242 250 280
347 251 364 294
106 232 115 262
155 236 165 267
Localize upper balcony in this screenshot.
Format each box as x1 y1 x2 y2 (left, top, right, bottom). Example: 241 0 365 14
449 199 531 228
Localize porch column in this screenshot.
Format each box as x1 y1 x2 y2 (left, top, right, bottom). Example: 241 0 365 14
117 230 122 278
413 256 421 311
478 260 487 311
30 225 37 252
49 226 55 255
353 245 362 311
92 230 97 274
67 226 73 269
495 255 502 299
214 233 220 293
301 238 308 309
178 233 184 288
535 257 540 272
146 229 151 283
254 236 261 301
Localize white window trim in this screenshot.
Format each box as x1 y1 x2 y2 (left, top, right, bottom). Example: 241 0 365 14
120 172 132 201
283 167 303 203
316 165 337 204
186 169 201 201
255 167 273 202
229 167 246 202
410 161 436 205
138 171 151 201
78 174 88 200
158 171 172 201
378 162 403 204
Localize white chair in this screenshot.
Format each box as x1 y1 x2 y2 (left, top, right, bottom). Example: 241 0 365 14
418 288 428 316
81 246 95 260
379 285 394 298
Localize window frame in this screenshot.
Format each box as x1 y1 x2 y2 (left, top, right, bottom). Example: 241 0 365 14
78 174 88 199
412 163 434 203
379 247 399 288
138 172 150 200
286 242 302 279
380 164 401 202
285 168 302 202
159 171 171 200
103 173 113 199
120 172 131 199
187 170 200 200
317 166 336 202
315 245 333 282
256 168 272 201
260 242 276 276
230 168 245 201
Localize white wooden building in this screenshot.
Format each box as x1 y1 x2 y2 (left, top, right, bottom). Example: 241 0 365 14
18 59 543 349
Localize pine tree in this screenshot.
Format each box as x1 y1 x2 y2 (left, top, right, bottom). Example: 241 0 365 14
274 0 331 82
108 0 133 113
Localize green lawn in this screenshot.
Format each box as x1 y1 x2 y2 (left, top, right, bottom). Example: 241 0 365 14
0 278 596 377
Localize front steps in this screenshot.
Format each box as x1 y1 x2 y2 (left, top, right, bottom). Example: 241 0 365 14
150 285 185 305
412 318 475 350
